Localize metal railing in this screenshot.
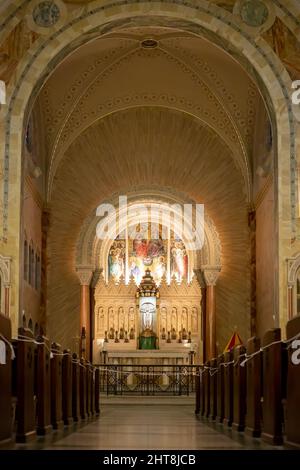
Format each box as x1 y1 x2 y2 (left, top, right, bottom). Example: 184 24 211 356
95 364 198 396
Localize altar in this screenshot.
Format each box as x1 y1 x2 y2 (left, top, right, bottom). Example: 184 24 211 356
92 268 202 365
104 350 193 365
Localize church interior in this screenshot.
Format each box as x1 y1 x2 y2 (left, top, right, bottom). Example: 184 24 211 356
0 0 300 454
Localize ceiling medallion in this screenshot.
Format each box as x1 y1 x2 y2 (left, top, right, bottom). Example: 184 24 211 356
233 0 275 34
240 0 269 27
141 39 158 49
33 1 60 28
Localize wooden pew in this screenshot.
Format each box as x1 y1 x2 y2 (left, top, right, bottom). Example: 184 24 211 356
232 345 246 432
245 336 262 437
223 350 233 427
209 358 217 421
195 366 200 415
95 367 100 416
0 313 13 447
35 335 52 435
72 353 81 422
13 327 36 442
80 358 88 420
261 328 284 445
50 342 63 429
62 349 73 425
285 314 300 449
216 354 225 423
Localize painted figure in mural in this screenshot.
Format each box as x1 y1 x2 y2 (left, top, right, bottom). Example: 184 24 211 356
171 240 187 281
108 240 125 281
129 236 166 284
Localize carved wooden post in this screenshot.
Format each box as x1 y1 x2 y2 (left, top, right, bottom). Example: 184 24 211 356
72 353 80 422
216 354 225 423
285 315 300 448
50 342 63 429
90 365 95 416
13 327 36 442
195 366 200 415
223 350 234 427
261 328 284 445
200 366 206 417
86 361 92 417
232 345 247 432
95 367 100 416
204 361 210 418
62 349 73 425
209 358 217 421
245 336 262 437
35 335 51 435
80 358 87 420
0 314 13 447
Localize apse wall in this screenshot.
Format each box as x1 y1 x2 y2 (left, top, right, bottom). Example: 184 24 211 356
46 108 251 352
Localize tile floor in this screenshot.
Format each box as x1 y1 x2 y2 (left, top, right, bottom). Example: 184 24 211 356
15 399 282 450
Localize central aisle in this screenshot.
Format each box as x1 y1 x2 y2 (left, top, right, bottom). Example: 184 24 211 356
37 401 275 450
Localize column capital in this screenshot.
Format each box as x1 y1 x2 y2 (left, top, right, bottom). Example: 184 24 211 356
193 269 206 288
202 265 221 287
76 266 94 286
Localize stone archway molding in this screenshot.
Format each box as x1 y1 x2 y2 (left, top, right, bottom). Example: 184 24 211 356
0 0 297 336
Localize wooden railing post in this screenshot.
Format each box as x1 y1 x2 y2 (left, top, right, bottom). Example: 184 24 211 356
261 328 284 445
86 361 92 417
245 336 262 437
216 354 225 423
209 358 217 421
95 367 100 416
204 361 210 418
0 314 13 447
50 342 63 429
62 349 73 425
13 327 36 442
195 366 200 415
72 353 80 422
35 335 51 435
90 365 95 417
232 345 247 432
285 314 300 448
223 350 233 427
80 358 87 420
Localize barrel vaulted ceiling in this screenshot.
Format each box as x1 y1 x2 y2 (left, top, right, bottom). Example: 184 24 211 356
34 27 267 204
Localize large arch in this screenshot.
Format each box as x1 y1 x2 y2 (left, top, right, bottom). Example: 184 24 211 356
0 0 298 336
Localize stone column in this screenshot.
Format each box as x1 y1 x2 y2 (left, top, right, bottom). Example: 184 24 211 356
203 267 220 360
77 268 93 360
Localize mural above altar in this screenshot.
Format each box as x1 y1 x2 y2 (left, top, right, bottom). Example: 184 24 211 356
108 224 188 286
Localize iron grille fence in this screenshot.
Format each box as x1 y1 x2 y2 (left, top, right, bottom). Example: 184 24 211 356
95 364 198 396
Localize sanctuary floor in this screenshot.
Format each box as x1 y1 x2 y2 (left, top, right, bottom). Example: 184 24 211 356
15 400 281 450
